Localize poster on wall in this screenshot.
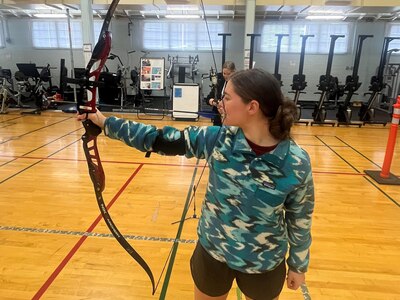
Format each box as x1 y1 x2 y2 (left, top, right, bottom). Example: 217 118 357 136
140 58 165 90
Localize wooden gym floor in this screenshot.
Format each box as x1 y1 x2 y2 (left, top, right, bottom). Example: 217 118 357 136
0 110 399 300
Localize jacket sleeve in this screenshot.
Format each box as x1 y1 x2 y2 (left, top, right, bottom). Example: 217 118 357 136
104 116 159 152
104 116 220 158
284 159 315 273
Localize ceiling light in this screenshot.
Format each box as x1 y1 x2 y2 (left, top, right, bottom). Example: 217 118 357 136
308 10 344 14
165 14 200 19
167 5 198 11
305 15 344 20
34 13 68 18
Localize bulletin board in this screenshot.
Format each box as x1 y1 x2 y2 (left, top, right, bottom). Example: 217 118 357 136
140 58 165 90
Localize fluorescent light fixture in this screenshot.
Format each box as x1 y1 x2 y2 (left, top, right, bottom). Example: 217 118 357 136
167 5 198 11
165 14 200 19
305 15 344 20
34 13 67 18
308 10 344 14
140 10 160 15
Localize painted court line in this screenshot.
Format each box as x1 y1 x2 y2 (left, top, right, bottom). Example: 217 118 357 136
0 225 196 244
31 164 145 299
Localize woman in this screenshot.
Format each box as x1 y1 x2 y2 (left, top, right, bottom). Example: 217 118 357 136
205 61 236 126
78 68 314 300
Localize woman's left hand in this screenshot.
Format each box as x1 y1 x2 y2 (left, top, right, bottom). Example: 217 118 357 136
286 270 305 290
76 109 107 130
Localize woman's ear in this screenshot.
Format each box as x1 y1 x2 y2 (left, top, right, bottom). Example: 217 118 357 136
248 100 260 115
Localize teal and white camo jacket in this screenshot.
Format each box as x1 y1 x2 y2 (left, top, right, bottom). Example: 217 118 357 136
104 116 315 274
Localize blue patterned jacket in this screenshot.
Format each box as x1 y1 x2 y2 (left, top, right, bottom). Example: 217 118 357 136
105 116 314 274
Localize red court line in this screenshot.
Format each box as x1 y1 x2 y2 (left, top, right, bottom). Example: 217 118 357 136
32 163 145 299
312 170 367 176
0 154 374 177
0 154 201 168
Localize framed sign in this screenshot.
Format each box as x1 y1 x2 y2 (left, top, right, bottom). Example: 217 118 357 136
140 57 165 90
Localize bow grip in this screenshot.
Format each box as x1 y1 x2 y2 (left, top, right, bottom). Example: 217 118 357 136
82 119 102 137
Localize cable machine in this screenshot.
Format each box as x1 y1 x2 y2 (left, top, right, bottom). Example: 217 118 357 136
311 34 345 126
290 34 314 124
359 36 400 125
337 34 373 127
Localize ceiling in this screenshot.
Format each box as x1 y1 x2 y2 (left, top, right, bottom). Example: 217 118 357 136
0 1 399 22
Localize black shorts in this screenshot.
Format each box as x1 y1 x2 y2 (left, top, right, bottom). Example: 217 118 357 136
190 243 286 300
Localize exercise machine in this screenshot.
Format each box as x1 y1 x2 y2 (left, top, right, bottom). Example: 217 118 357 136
376 48 400 113
359 36 400 125
0 69 14 114
273 34 289 86
166 54 199 84
311 35 345 126
337 35 373 127
218 33 232 66
109 52 129 108
246 33 261 69
290 34 314 124
16 63 53 115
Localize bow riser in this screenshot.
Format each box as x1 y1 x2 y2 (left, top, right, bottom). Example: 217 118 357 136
82 130 105 192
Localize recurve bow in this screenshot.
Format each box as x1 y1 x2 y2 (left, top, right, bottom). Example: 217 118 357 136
75 0 155 294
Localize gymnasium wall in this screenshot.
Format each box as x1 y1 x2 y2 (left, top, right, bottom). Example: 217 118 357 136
0 18 398 102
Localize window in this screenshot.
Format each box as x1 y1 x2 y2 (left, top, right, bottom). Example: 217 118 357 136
259 22 351 54
387 23 400 52
32 20 83 49
143 21 224 51
93 20 104 41
32 19 106 49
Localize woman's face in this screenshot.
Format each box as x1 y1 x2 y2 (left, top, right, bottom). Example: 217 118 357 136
222 67 234 81
219 81 250 126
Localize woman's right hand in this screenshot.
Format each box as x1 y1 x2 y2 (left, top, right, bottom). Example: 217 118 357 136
76 109 107 130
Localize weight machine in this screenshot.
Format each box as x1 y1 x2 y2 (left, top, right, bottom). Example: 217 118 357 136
359 36 400 125
290 34 314 124
337 35 373 127
166 54 199 84
311 35 345 126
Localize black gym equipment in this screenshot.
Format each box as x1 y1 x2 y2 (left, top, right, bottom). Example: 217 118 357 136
17 63 53 115
58 59 68 98
337 35 373 127
290 34 314 124
218 33 232 66
98 72 120 105
359 36 400 125
0 69 14 114
247 33 261 69
311 34 345 126
273 34 289 86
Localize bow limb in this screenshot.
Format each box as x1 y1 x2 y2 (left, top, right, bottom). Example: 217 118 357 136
79 0 156 294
